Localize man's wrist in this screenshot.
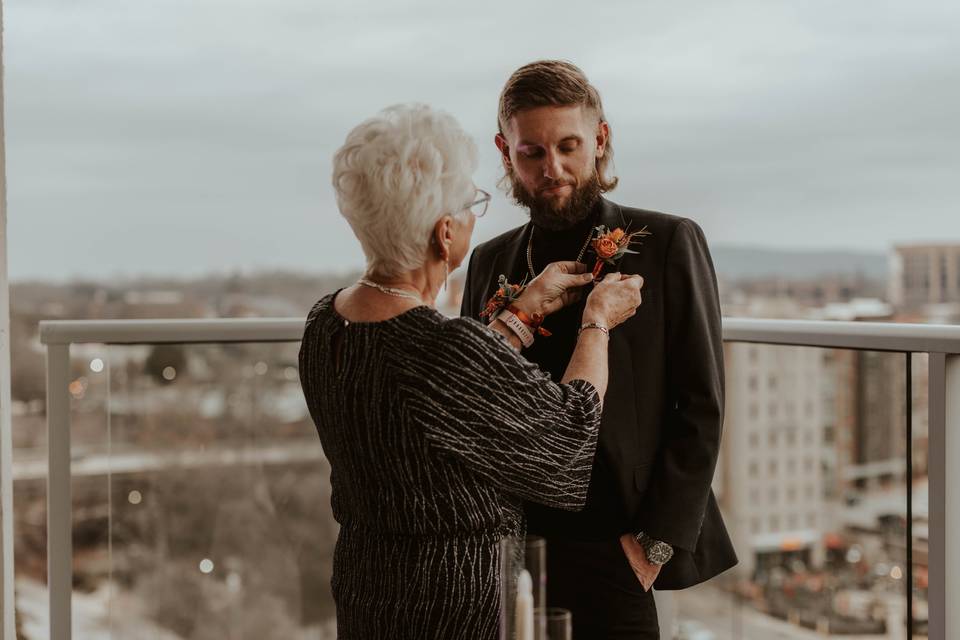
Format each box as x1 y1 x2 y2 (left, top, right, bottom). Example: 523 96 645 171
634 531 674 565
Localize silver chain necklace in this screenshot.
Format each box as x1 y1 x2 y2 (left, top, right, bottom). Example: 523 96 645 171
358 278 423 304
527 226 594 280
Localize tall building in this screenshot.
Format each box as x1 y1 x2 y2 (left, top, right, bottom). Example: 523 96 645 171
718 297 898 578
889 244 960 313
822 349 856 504
854 352 907 470
720 340 828 577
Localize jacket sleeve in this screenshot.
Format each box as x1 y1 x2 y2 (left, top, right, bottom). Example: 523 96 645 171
459 248 481 319
635 218 725 552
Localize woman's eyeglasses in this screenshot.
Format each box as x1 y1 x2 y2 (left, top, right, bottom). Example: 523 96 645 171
465 189 491 218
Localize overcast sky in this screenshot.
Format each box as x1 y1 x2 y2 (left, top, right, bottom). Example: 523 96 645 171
5 0 959 281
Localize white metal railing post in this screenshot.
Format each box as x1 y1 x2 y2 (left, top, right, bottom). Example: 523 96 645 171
927 353 960 640
948 354 960 640
0 0 14 635
46 344 72 639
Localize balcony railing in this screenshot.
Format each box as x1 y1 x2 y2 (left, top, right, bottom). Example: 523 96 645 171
29 317 960 639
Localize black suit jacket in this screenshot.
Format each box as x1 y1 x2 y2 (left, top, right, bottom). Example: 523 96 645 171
460 198 737 589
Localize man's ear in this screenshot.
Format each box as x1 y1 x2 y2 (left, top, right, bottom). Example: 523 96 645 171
495 133 512 169
595 120 610 158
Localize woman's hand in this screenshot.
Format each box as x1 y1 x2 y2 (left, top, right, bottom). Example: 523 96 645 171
582 272 644 330
514 261 595 318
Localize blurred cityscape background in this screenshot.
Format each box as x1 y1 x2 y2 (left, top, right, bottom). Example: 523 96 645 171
4 0 958 637
8 243 960 638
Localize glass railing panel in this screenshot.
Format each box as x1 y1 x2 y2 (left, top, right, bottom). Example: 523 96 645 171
11 386 50 639
13 340 117 637
12 330 938 638
673 345 916 639
57 341 337 639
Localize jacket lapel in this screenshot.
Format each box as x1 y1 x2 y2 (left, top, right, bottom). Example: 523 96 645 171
472 198 622 317
490 224 532 286
467 224 531 320
598 197 627 232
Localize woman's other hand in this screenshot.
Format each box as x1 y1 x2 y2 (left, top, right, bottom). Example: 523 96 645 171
582 273 644 331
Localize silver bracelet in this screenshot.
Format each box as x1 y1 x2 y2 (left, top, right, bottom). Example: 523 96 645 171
578 322 610 337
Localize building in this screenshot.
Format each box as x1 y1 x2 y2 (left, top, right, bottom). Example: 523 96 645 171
718 297 904 578
889 244 960 314
720 331 829 577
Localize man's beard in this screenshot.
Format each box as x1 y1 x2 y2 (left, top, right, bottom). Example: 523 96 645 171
510 172 602 231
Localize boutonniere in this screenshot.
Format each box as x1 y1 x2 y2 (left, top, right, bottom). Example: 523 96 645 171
479 274 551 337
589 224 652 279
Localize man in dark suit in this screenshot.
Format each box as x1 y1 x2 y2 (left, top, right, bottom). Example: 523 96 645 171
460 61 737 638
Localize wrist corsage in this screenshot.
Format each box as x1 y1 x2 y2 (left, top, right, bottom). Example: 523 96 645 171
589 225 652 279
480 275 552 340
479 274 524 320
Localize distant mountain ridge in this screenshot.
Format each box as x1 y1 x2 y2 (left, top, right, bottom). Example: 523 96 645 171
710 245 888 281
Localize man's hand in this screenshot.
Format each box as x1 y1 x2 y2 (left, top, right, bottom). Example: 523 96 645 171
619 534 661 592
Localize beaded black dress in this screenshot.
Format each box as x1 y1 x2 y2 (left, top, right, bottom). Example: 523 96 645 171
298 292 601 639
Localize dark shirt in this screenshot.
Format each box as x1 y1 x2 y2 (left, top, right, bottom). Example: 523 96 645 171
515 205 628 541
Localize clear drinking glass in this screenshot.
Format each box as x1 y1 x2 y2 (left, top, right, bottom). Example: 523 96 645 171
524 535 548 640
500 535 523 640
546 607 572 640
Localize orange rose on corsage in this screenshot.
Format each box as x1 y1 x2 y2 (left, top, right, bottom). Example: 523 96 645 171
480 274 525 320
479 275 552 338
589 224 652 279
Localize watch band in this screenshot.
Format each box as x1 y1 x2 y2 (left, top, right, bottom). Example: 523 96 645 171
634 531 674 566
497 308 535 348
506 304 544 330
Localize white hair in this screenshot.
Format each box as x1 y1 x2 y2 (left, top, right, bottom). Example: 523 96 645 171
332 104 478 278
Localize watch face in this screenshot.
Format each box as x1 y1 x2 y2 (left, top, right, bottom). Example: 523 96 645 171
648 542 672 565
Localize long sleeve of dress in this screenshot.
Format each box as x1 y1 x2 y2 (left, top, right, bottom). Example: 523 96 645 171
400 317 602 511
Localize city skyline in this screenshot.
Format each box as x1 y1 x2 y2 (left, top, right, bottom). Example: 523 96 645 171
5 0 959 281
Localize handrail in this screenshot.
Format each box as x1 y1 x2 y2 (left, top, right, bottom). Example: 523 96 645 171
38 317 960 353
723 318 960 353
39 317 305 345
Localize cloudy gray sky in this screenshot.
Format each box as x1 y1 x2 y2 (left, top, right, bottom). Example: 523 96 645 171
6 0 959 281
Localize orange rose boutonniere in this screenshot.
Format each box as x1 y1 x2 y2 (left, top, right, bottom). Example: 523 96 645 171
589 224 652 279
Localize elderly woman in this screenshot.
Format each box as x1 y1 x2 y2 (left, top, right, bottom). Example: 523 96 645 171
298 104 643 639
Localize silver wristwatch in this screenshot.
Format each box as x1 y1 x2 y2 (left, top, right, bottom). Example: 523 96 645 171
634 531 674 565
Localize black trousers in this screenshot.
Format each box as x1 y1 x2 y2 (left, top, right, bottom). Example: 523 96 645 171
545 537 660 640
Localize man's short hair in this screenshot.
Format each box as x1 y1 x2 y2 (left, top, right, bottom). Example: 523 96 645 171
498 60 618 192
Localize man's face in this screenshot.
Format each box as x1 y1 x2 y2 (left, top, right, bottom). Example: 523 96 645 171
496 104 608 230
